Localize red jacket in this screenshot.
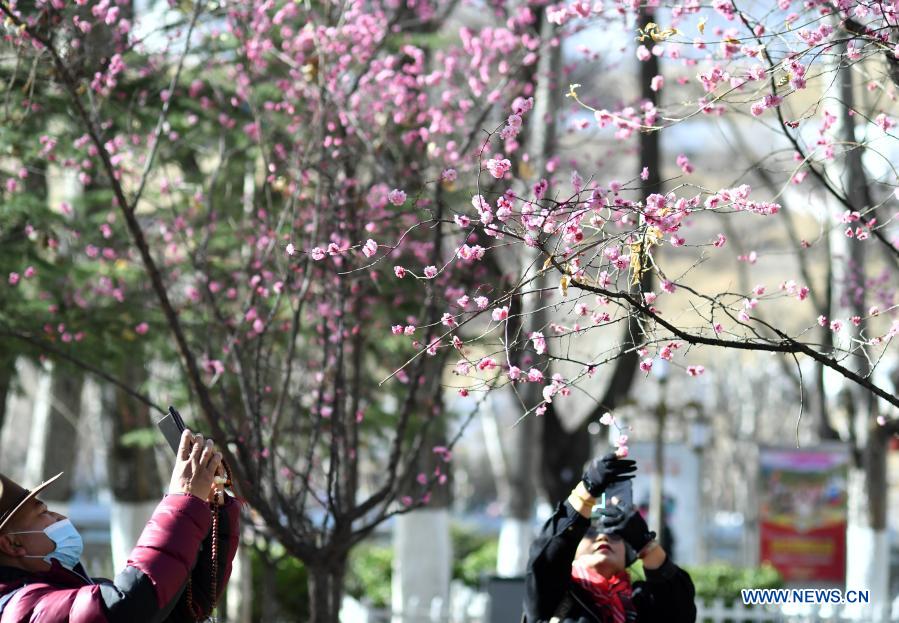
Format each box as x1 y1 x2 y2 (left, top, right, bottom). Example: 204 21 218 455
0 493 240 623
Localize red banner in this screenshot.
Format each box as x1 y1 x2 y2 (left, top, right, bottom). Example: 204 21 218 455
759 446 848 583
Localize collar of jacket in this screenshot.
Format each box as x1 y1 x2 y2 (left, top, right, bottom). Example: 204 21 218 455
0 559 91 590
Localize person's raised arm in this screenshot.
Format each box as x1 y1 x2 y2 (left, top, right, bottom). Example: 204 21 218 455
599 503 697 623
523 453 636 621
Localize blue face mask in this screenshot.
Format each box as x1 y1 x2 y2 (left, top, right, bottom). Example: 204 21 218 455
8 519 84 570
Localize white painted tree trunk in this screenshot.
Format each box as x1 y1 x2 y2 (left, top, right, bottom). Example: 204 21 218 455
109 500 159 571
391 508 452 623
496 518 532 577
225 543 252 623
844 468 889 622
482 393 534 577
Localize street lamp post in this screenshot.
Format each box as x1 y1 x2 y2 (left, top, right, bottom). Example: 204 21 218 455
688 404 710 564
650 360 669 538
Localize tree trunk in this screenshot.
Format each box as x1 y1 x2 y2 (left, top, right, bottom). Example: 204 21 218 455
391 360 452 620
307 559 348 623
25 364 84 502
0 356 15 433
829 32 889 622
101 360 163 570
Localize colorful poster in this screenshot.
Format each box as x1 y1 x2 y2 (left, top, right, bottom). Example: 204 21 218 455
759 446 849 582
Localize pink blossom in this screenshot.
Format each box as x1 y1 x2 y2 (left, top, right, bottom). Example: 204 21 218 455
875 113 895 132
542 384 557 403
714 234 727 248
527 368 544 383
388 189 407 205
441 313 457 327
478 357 498 371
829 320 843 332
651 75 664 91
616 446 629 458
203 358 224 376
529 331 547 355
433 446 453 462
713 323 723 334
639 358 653 373
508 366 522 381
486 158 512 179
600 412 614 426
362 239 378 258
404 325 416 336
662 280 676 293
686 365 705 377
676 154 694 174
492 306 509 322
424 265 438 279
134 322 149 335
23 266 36 279
636 45 651 61
309 247 326 261
641 167 650 180
394 266 407 279
391 325 403 335
454 214 471 228
474 296 489 309
8 273 19 285
285 243 296 256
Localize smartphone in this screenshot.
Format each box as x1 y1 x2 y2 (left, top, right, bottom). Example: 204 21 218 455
157 405 187 454
605 478 633 507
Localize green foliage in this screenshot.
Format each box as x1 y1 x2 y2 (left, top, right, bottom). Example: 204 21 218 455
684 562 783 604
346 543 394 608
249 545 309 621
454 538 498 588
119 427 159 449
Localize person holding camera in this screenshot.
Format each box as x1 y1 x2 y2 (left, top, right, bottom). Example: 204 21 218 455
0 429 240 622
524 453 696 622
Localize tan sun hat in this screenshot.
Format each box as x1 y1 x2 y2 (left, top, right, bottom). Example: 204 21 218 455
0 472 64 533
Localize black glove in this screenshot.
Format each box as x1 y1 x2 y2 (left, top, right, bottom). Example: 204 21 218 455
581 452 636 498
598 502 656 552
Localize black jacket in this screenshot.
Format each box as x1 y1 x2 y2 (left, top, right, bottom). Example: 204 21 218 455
523 501 696 623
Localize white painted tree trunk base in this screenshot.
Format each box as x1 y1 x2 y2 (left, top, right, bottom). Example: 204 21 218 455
225 539 252 623
844 467 890 622
844 524 889 622
109 500 159 572
392 509 451 623
496 518 532 577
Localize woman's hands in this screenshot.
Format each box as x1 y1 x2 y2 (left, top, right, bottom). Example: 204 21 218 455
168 429 224 502
597 502 656 553
581 452 636 498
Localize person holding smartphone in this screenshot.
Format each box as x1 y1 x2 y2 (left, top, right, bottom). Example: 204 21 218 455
523 453 696 622
0 429 240 622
